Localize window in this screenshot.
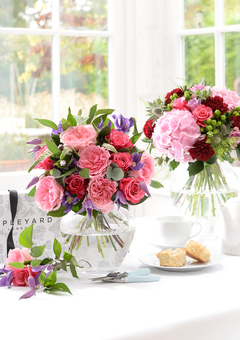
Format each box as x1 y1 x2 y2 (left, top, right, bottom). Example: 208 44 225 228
0 0 109 173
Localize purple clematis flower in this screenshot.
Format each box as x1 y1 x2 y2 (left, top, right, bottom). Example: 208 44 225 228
139 182 151 198
19 276 36 300
111 113 134 133
26 176 39 189
113 190 128 210
62 191 79 213
27 145 41 154
0 268 14 288
26 138 42 145
97 118 112 130
52 121 63 135
77 199 100 220
130 152 146 171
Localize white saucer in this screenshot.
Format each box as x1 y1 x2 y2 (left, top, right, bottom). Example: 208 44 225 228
139 252 222 272
147 239 186 249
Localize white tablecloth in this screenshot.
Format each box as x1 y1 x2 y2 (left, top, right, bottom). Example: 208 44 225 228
1 216 240 340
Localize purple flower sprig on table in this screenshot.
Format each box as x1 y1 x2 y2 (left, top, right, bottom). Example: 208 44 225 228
111 113 134 133
0 268 13 288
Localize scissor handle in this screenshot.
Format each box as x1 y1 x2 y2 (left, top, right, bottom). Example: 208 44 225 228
125 274 161 283
127 268 151 276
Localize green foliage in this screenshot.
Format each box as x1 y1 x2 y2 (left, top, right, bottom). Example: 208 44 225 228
187 160 204 176
19 223 34 248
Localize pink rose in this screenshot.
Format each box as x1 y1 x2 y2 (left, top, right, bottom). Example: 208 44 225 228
210 86 240 111
119 177 145 204
60 124 97 151
35 176 64 212
129 151 155 185
5 248 33 270
12 267 38 287
77 145 111 178
105 129 133 150
34 145 55 171
172 97 188 110
110 152 133 172
87 177 117 214
153 109 201 163
192 104 213 127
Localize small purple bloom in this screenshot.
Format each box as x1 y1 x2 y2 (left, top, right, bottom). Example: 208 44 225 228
97 118 112 130
52 121 63 135
187 98 201 111
19 276 36 300
26 138 42 145
139 182 151 198
113 190 128 210
62 191 79 213
27 145 41 154
77 199 100 220
0 268 14 288
26 176 39 189
130 152 146 171
111 113 134 133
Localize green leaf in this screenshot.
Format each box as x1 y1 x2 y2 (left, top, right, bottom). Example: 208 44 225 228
31 259 42 267
45 269 57 286
50 168 61 178
53 238 62 259
61 118 72 131
19 223 34 248
38 271 47 284
150 180 163 189
27 186 36 197
206 154 217 165
30 245 46 258
63 252 73 262
86 104 98 124
96 108 115 115
44 282 72 295
67 109 77 126
28 148 53 173
102 143 117 154
236 144 240 160
142 137 153 143
98 125 111 138
35 118 58 130
187 160 204 176
91 121 101 134
79 168 90 178
70 261 79 278
45 138 61 155
47 206 67 218
59 260 67 271
8 262 25 269
132 117 139 135
130 132 142 145
168 160 179 171
56 166 78 178
111 167 124 181
77 109 82 116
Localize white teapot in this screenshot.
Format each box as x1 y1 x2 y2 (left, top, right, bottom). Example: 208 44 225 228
219 197 240 255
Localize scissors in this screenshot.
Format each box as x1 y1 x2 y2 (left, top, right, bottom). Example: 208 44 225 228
91 268 161 283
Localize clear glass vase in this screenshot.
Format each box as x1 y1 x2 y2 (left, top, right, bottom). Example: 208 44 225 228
60 205 136 275
169 161 239 239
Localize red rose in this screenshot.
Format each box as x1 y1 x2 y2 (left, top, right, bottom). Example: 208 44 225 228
110 152 133 172
12 267 38 287
165 88 184 105
204 96 229 114
34 145 55 171
119 177 145 204
189 137 215 162
65 174 88 199
230 116 240 129
143 119 156 139
105 129 133 150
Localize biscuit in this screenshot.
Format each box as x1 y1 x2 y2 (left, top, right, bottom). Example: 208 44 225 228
182 240 210 263
156 248 186 267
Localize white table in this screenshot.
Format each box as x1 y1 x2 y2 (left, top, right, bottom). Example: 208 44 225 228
1 216 240 340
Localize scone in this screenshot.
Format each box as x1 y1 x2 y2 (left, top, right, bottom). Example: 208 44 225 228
182 240 210 263
156 248 186 267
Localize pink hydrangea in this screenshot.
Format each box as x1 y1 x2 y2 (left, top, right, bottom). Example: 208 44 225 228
35 176 64 212
77 145 111 178
152 109 201 163
129 151 155 185
60 124 97 151
210 86 240 112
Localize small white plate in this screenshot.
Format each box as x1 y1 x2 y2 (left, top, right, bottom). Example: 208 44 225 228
139 252 222 272
148 241 186 249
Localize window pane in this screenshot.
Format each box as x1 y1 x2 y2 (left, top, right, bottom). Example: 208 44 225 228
60 0 107 31
225 0 240 25
184 0 214 29
0 35 52 172
225 32 240 94
60 36 108 117
0 0 52 29
184 34 215 86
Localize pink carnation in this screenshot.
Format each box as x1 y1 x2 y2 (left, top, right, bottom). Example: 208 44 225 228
172 97 188 110
129 151 155 185
87 177 117 214
152 109 201 163
35 176 64 212
60 124 97 151
77 145 111 178
34 145 55 171
5 248 33 270
210 86 240 112
192 104 213 127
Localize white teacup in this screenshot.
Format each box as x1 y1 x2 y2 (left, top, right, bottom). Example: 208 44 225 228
156 215 202 246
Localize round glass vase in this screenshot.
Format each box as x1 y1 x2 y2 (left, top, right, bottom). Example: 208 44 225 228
169 161 239 239
60 205 136 275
